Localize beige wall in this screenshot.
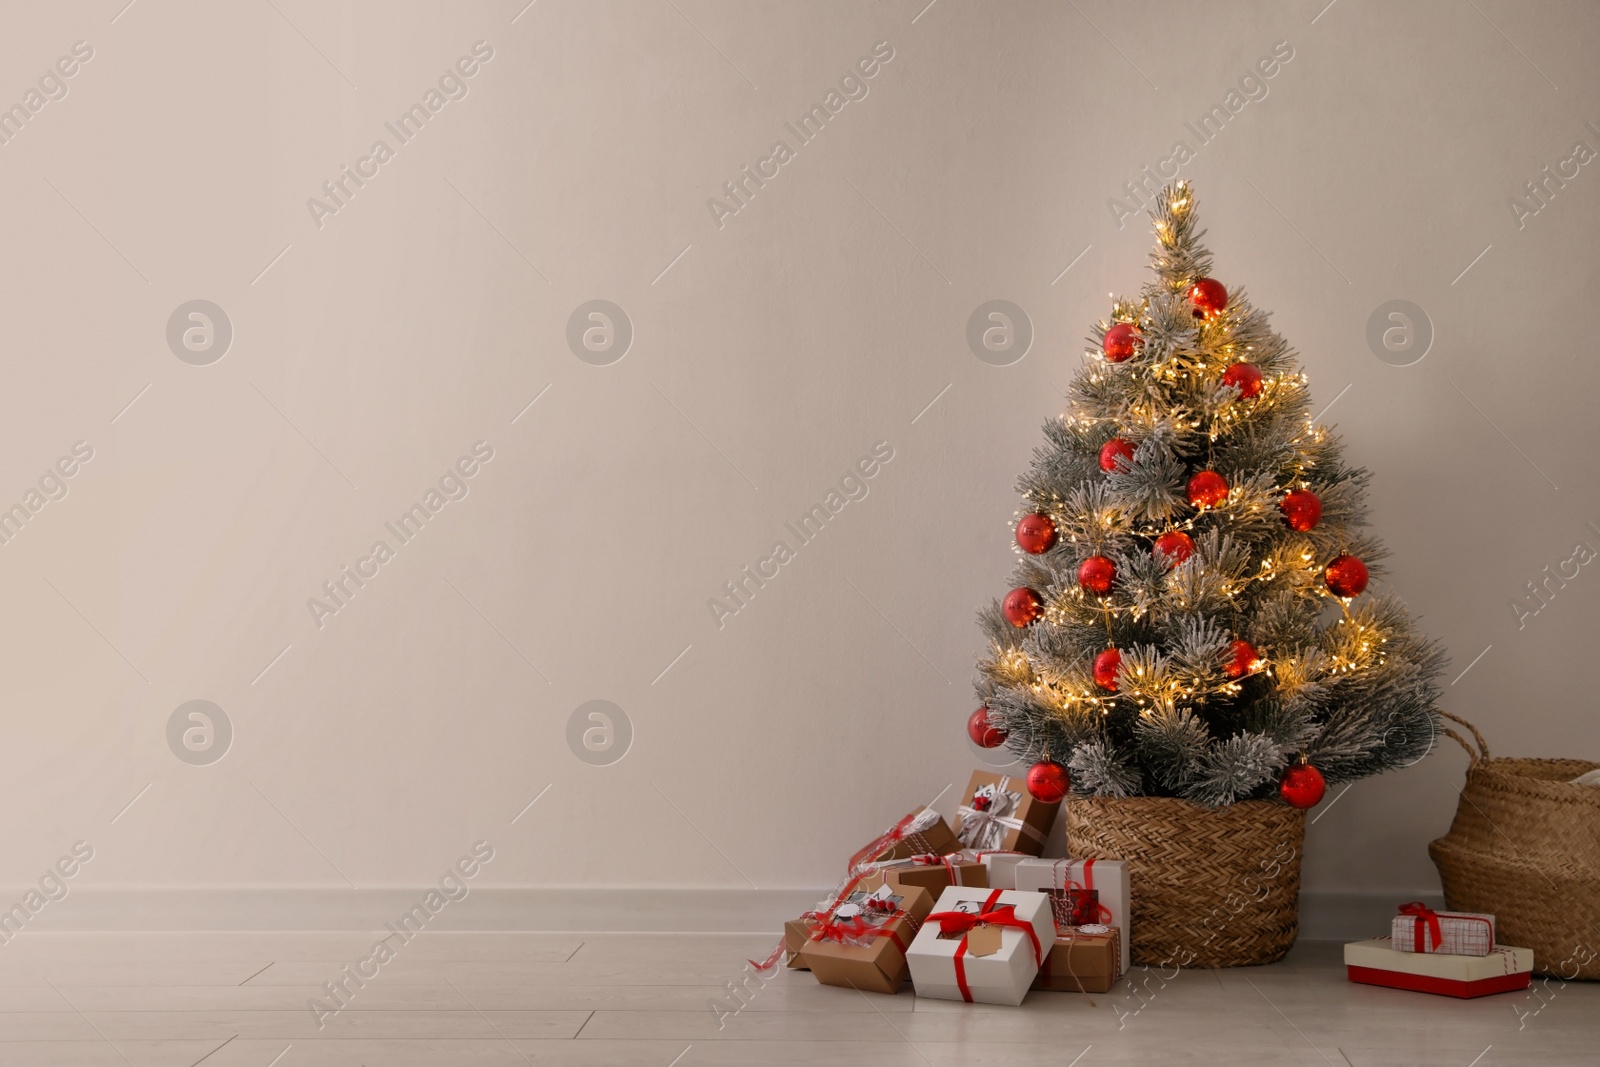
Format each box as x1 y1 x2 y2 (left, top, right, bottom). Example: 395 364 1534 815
0 0 1596 910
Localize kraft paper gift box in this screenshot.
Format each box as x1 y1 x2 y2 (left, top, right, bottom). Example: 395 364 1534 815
783 918 816 969
906 886 1054 1005
1390 902 1495 956
1345 938 1532 998
885 855 988 895
866 807 960 864
952 770 1058 856
782 870 896 971
798 881 934 995
1034 924 1123 993
1014 857 1131 975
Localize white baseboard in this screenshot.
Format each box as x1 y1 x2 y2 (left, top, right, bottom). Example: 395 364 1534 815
13 887 1442 941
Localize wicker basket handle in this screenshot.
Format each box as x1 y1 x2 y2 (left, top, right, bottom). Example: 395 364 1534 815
1436 708 1489 763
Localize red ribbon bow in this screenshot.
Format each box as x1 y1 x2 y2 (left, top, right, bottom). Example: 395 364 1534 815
811 909 911 954
1398 901 1443 952
1053 858 1114 926
925 890 1043 1001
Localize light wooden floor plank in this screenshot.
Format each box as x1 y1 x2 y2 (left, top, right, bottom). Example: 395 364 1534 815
0 934 1589 1066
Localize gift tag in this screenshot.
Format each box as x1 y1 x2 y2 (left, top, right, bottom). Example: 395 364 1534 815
865 884 899 906
966 924 1003 957
833 903 861 919
1078 923 1110 935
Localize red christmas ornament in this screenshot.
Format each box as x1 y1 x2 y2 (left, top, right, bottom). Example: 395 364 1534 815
1324 555 1369 598
1153 530 1195 568
967 707 1007 748
1280 489 1322 532
1221 361 1264 399
1026 760 1070 803
1102 323 1142 362
1002 587 1044 627
1279 762 1326 809
1093 648 1122 691
1187 278 1228 318
1187 470 1229 509
1077 555 1117 596
1099 438 1136 473
1223 639 1259 680
1015 513 1058 555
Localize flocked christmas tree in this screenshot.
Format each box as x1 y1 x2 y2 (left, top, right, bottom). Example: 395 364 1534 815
969 182 1445 809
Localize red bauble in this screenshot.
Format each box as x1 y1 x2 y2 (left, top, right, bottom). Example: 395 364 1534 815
1026 760 1070 803
1015 513 1058 555
1324 555 1369 598
1187 470 1229 509
1153 530 1195 568
1099 438 1136 473
1102 323 1142 363
1221 361 1264 399
1077 555 1117 595
1002 587 1044 627
1187 278 1228 318
1223 639 1259 680
1279 763 1326 809
1280 489 1322 532
967 707 1007 748
1093 648 1122 691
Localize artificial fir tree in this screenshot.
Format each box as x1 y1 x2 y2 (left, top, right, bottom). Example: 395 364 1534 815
970 182 1444 809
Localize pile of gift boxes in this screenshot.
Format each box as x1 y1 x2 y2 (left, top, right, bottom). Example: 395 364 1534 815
1344 903 1533 998
780 770 1126 1004
777 769 1536 1005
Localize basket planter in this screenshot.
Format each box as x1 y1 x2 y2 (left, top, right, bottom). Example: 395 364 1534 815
1428 711 1600 980
1066 794 1304 968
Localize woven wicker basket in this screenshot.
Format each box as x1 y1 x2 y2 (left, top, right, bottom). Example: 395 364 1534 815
1066 795 1304 967
1428 710 1600 979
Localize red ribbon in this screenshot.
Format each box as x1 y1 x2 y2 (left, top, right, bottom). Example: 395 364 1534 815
1052 858 1114 926
1398 901 1443 952
926 889 1043 1002
809 909 913 955
847 809 929 874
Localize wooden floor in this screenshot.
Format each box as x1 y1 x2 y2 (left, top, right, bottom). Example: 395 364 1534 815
0 932 1590 1065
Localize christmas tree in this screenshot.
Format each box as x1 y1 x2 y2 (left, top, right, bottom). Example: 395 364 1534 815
971 182 1445 809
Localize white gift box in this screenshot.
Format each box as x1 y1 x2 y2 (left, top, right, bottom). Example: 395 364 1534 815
971 850 1028 890
906 887 1054 1005
1013 857 1131 975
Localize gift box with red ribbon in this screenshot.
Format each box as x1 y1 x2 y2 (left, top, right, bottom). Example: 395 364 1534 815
1345 938 1532 998
1390 901 1495 956
1013 857 1131 975
798 880 934 994
883 853 989 895
861 807 960 865
1034 924 1123 993
952 771 1058 856
905 886 1054 1005
753 808 961 975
